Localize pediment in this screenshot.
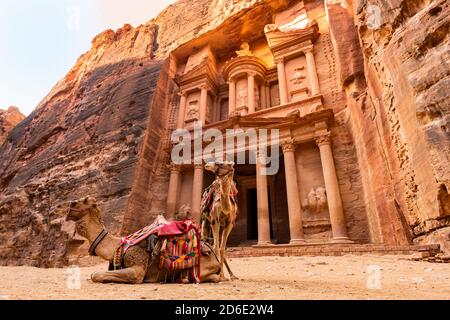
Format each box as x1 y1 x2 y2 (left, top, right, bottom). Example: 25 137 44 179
264 20 319 53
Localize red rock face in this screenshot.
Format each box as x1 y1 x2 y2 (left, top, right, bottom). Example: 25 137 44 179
0 107 25 145
327 0 450 244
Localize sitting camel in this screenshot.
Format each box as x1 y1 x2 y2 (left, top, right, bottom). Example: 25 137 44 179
63 196 221 284
201 160 239 281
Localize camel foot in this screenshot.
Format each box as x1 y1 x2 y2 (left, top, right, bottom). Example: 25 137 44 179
181 278 190 284
230 275 239 281
219 276 230 282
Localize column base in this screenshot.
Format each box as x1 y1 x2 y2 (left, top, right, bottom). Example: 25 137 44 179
289 239 306 245
253 241 274 247
330 237 354 244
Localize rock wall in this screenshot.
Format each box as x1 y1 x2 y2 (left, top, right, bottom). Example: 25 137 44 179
0 106 25 145
327 0 449 244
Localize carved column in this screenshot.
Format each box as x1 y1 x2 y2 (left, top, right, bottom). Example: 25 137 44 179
177 91 187 129
276 57 289 105
281 140 305 244
316 133 350 242
166 164 181 220
256 153 271 245
260 84 266 110
228 79 236 115
248 72 256 114
304 45 320 96
191 163 204 223
265 84 271 108
200 85 208 125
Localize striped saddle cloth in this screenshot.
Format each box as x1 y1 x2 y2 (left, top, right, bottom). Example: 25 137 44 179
111 215 202 283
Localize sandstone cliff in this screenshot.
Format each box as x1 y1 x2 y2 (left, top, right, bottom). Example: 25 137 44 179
327 0 449 247
0 107 25 145
0 0 292 267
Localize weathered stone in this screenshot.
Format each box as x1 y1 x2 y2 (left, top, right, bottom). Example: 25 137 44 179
0 106 25 145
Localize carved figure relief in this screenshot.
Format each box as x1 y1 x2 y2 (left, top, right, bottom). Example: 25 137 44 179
303 187 328 214
290 67 306 88
270 84 280 106
239 88 248 107
255 87 260 109
264 24 280 33
308 103 324 114
186 100 200 121
235 42 253 57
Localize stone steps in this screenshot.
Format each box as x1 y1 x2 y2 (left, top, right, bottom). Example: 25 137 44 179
226 243 441 258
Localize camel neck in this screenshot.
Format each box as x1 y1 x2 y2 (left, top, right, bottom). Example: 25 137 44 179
77 217 121 261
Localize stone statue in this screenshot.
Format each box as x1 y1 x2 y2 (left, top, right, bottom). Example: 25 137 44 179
264 24 280 33
239 88 247 107
255 87 260 109
303 187 328 214
315 187 327 213
186 100 200 121
291 67 306 88
235 42 253 57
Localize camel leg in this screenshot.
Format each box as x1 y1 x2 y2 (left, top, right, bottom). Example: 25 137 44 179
201 273 220 283
91 266 146 284
220 223 238 281
211 220 223 280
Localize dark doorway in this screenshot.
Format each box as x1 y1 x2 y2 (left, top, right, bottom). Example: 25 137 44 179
246 188 258 240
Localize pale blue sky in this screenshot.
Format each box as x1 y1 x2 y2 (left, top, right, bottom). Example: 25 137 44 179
0 0 177 116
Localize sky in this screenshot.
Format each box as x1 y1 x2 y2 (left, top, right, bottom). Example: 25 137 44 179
0 0 177 116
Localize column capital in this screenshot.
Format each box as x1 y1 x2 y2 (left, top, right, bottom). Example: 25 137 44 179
168 163 182 173
194 163 204 170
302 45 314 55
247 71 257 78
275 56 285 64
227 78 236 84
178 90 187 97
315 133 331 147
199 84 209 91
281 139 296 153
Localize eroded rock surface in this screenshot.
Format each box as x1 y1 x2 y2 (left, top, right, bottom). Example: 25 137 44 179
0 107 25 145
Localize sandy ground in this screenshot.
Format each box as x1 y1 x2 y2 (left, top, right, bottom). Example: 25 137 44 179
0 255 449 300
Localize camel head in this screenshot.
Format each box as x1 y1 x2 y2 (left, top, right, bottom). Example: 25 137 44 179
65 196 101 223
205 160 235 177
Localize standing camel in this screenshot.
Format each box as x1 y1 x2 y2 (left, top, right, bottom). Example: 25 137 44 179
201 160 238 281
62 196 221 284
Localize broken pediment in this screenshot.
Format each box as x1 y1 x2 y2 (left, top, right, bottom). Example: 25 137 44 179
264 20 319 53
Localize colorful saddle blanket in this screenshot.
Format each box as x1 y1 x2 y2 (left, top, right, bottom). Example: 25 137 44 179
112 215 201 283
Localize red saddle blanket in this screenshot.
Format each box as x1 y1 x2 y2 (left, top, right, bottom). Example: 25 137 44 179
112 216 202 283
